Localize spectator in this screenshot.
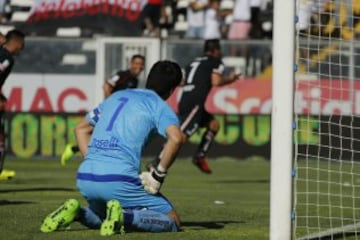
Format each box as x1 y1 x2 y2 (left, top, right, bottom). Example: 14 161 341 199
0 1 5 23
203 0 221 40
227 0 252 40
0 0 11 23
142 0 163 37
185 0 208 39
249 0 263 38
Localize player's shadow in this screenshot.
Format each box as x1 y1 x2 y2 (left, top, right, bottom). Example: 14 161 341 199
0 187 76 193
181 220 244 230
0 200 35 206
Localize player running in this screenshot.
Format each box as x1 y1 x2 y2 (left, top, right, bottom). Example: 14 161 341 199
150 39 240 174
0 30 25 180
61 54 145 165
40 60 183 235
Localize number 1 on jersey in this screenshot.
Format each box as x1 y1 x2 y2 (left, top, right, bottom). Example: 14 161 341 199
106 97 128 131
187 61 200 84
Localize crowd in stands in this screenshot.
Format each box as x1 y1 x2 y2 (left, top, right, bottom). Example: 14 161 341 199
297 0 360 40
144 0 273 39
0 0 273 39
4 0 360 41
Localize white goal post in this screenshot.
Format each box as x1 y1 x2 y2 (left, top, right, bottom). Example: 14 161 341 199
272 0 360 239
270 0 295 239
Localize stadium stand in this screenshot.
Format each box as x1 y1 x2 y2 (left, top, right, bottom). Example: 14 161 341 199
12 39 96 74
0 0 274 39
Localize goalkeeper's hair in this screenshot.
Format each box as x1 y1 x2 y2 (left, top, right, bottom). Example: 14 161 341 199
146 60 182 100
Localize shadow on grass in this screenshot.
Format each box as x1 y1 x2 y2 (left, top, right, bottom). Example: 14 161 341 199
216 179 269 184
0 199 36 205
0 187 76 193
308 231 360 240
181 220 244 230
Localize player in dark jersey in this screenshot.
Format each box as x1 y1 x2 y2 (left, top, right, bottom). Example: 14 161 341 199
103 54 145 97
61 54 145 165
150 39 239 174
0 30 25 180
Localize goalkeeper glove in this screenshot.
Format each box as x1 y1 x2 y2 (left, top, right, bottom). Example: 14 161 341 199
140 166 167 194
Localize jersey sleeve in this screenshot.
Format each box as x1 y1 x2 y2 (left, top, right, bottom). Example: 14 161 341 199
106 73 120 87
212 59 225 75
0 52 14 86
155 102 179 138
0 59 11 73
86 102 104 126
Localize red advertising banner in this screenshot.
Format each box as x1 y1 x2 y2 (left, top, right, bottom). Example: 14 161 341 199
168 79 360 115
19 0 146 36
167 78 273 114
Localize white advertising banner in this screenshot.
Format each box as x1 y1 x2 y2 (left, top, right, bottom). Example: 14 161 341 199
3 74 97 113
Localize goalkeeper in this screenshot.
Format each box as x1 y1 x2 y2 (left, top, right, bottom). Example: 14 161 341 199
61 54 145 165
40 61 183 235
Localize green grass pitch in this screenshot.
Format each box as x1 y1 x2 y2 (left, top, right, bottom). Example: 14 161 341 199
0 157 270 240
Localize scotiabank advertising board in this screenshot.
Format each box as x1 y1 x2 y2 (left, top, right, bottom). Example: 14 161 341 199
5 77 359 114
4 77 360 159
168 79 360 115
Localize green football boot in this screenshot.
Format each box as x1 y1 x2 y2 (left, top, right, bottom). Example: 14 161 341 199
0 169 16 180
61 144 75 166
40 199 80 233
100 200 125 236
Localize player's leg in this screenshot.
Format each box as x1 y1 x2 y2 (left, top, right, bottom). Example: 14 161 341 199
60 144 80 166
40 199 81 233
103 181 180 233
77 176 125 235
122 191 180 232
146 105 200 171
76 178 107 230
100 199 125 236
0 96 14 180
76 200 105 230
192 113 219 174
124 208 179 232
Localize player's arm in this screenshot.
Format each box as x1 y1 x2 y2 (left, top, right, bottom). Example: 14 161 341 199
211 71 240 86
76 104 103 155
211 63 240 86
140 125 183 194
158 125 183 170
103 82 114 98
140 104 184 194
103 74 120 98
74 117 94 155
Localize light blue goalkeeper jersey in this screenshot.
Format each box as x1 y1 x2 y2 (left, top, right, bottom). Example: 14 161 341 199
77 89 179 181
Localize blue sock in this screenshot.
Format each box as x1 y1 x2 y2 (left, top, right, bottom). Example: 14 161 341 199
76 207 102 229
125 209 178 232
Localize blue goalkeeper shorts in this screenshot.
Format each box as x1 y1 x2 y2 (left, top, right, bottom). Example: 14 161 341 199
76 173 174 219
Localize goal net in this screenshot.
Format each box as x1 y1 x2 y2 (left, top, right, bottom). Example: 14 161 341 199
294 0 360 239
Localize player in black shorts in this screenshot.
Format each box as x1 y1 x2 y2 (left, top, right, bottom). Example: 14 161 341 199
150 39 240 174
0 30 25 180
61 54 145 165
